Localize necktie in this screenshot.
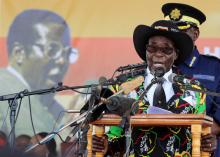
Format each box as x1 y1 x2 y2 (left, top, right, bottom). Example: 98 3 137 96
153 78 166 107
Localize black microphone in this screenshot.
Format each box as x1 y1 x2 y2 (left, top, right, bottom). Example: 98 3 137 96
105 69 146 85
152 67 165 78
104 96 138 116
98 76 108 86
168 73 200 85
79 76 111 121
168 73 220 98
116 62 147 72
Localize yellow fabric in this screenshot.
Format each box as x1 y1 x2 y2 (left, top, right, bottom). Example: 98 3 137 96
189 56 197 67
165 15 200 26
178 24 191 30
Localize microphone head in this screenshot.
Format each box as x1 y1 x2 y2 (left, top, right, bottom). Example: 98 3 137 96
152 67 165 77
168 73 177 83
99 76 108 86
106 96 136 116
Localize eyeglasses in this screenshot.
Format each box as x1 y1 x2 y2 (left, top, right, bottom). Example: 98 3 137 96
33 41 79 64
146 44 175 55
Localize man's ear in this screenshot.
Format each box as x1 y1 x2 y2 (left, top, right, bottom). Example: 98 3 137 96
193 28 200 41
11 42 26 65
174 50 179 60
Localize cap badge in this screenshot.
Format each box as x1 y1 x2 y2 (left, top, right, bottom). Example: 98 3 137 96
169 8 182 21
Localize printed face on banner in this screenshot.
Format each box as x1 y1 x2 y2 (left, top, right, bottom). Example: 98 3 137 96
0 9 81 133
23 23 73 89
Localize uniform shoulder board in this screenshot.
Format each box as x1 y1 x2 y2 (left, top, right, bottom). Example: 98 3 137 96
202 54 220 60
201 54 220 62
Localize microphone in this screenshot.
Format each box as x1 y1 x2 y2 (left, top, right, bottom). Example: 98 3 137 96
98 76 108 86
100 96 138 116
80 75 144 121
168 73 220 98
116 69 146 83
79 76 109 121
168 73 199 85
116 62 147 72
99 76 144 116
104 69 146 85
152 67 165 78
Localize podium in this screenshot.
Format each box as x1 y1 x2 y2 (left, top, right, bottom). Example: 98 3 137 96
87 114 213 157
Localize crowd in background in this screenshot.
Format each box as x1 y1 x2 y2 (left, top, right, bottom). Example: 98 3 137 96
0 130 58 157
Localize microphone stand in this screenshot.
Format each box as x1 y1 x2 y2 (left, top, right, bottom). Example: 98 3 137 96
6 90 28 148
78 86 100 157
122 77 159 157
130 77 159 114
25 111 88 153
25 100 106 155
0 82 114 149
0 82 116 101
9 99 17 148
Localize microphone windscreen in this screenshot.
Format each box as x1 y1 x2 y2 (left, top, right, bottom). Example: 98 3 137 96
168 73 176 83
99 76 108 86
152 67 165 77
80 87 113 114
154 67 165 77
106 96 136 116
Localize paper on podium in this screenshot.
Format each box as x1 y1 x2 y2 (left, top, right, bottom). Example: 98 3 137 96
147 106 173 114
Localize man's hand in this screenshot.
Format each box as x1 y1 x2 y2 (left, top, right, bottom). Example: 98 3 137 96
92 135 108 154
201 134 217 152
211 120 220 136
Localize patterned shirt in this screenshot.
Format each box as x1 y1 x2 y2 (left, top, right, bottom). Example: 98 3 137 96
106 72 206 157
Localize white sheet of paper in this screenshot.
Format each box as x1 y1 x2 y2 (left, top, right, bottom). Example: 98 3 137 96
147 106 173 114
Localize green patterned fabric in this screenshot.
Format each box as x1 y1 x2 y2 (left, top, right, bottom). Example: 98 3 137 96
106 75 206 157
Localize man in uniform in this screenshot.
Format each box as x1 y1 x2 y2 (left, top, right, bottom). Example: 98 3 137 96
162 3 220 156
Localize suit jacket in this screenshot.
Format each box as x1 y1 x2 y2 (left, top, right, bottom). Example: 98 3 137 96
0 68 55 136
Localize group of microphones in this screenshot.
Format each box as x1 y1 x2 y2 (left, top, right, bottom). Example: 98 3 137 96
25 62 218 156
84 63 218 123
84 65 170 120
79 75 144 123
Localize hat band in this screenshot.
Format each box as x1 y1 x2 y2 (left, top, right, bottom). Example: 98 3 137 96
178 23 191 30
165 15 200 26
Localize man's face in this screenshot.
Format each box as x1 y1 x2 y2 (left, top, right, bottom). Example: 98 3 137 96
181 26 199 44
146 36 178 73
22 23 76 89
176 22 199 45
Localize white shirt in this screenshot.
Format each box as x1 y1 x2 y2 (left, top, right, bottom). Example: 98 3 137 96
7 66 30 89
144 68 174 106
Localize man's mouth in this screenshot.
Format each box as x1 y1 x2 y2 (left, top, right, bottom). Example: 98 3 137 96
153 61 165 67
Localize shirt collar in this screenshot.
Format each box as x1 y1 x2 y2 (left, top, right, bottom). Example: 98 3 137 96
184 47 200 67
146 67 173 84
7 66 30 89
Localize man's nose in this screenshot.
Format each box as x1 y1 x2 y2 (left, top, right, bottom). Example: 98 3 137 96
154 50 165 56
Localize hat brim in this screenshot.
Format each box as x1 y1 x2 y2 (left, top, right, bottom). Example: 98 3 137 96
133 25 193 65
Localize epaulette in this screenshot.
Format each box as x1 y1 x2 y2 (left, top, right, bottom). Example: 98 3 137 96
201 54 220 62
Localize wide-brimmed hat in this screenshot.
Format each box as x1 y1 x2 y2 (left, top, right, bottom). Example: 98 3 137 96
133 20 193 65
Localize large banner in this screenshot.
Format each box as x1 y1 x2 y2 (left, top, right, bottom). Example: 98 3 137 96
0 0 220 136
